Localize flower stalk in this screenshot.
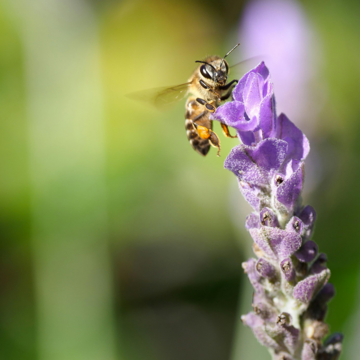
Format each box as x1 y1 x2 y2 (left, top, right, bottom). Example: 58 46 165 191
211 63 343 360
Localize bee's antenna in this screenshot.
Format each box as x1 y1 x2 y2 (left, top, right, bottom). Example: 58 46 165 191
220 43 241 68
224 43 241 59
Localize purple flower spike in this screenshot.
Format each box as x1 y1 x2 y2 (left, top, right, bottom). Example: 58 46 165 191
214 62 341 358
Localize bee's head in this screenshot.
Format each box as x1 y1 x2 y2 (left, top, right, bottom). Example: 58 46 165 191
196 43 240 86
213 60 229 86
197 60 229 86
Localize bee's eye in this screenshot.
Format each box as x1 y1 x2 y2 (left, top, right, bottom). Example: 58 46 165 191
200 65 212 79
222 61 229 74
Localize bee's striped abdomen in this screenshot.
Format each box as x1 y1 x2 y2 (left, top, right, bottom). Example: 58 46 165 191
185 97 212 156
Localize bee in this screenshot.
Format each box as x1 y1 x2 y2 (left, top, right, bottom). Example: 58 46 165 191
130 43 243 156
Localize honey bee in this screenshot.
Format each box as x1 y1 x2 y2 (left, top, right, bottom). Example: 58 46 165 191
130 43 243 156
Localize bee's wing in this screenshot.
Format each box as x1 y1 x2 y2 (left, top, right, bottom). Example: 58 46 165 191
127 82 192 110
229 55 266 78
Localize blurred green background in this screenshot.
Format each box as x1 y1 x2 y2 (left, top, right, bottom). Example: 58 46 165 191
0 0 359 359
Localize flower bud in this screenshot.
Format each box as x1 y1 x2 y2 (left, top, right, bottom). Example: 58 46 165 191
256 258 277 279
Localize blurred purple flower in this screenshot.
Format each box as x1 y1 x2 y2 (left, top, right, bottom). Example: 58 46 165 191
239 0 321 130
211 63 342 359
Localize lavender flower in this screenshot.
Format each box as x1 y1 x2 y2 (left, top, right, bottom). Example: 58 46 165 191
211 63 343 360
239 0 321 130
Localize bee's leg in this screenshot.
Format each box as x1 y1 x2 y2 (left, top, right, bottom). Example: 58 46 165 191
220 80 238 101
209 131 221 157
219 79 238 91
221 90 234 101
192 121 221 157
196 98 216 113
220 123 237 138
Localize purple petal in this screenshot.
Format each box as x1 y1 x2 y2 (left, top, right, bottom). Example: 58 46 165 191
212 101 260 132
255 61 270 82
295 241 318 263
238 180 263 211
249 139 288 174
213 101 245 123
259 93 276 139
276 113 310 161
249 227 302 261
225 139 288 186
233 71 252 102
263 79 273 98
293 269 330 304
238 130 255 145
265 228 302 260
249 228 276 259
243 72 263 119
225 146 267 185
232 61 270 102
281 158 302 178
276 163 304 211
